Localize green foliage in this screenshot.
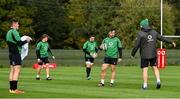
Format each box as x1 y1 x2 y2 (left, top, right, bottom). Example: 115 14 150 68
0 0 35 48
166 0 180 35
31 0 69 48
66 0 177 49
0 0 179 48
163 3 175 35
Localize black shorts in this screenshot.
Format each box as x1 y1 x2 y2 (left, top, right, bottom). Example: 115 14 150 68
85 57 94 63
9 54 22 66
141 58 157 68
104 57 118 65
38 57 49 65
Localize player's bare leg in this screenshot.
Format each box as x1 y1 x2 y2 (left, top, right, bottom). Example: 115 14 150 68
46 64 52 80
152 66 161 89
12 66 21 81
9 66 13 81
98 64 109 87
36 65 42 80
9 65 24 94
110 65 116 87
142 67 148 89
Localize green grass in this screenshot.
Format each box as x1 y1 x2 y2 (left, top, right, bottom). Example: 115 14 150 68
1 49 180 66
0 66 180 98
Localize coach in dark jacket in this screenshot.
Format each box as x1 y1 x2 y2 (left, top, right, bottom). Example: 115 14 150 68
131 19 176 90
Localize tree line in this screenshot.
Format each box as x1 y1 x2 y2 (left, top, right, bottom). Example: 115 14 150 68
0 0 179 49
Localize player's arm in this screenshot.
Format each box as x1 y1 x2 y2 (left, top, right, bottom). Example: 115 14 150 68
83 42 90 55
48 48 53 56
47 45 55 59
83 49 90 55
95 47 98 53
12 31 27 46
99 40 105 50
36 43 41 59
157 32 176 47
48 47 54 56
157 32 176 45
36 49 41 59
157 32 172 43
95 42 98 53
117 39 122 58
131 33 141 57
98 45 103 50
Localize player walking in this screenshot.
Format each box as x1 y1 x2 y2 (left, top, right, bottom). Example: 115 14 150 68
36 34 55 80
131 19 176 89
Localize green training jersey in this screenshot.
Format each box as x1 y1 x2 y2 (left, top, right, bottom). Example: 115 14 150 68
6 28 22 53
83 41 97 57
102 37 122 58
36 41 50 58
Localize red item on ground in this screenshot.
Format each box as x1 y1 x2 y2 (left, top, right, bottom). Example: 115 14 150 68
157 48 166 69
33 63 57 69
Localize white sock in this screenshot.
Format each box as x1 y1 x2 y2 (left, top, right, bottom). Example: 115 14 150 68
36 75 40 78
157 79 161 83
110 79 114 84
101 79 105 84
46 75 49 78
143 83 147 88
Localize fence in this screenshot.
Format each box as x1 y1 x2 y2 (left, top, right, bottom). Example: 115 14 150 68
0 49 179 67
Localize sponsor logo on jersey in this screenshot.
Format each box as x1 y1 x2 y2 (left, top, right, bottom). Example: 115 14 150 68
147 34 154 42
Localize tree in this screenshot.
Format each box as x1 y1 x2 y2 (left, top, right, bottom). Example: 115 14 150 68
65 0 88 49
0 0 177 49
0 0 35 48
66 0 176 49
166 0 180 35
111 0 175 48
30 0 69 48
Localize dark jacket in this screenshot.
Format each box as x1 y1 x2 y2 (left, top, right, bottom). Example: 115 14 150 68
131 26 172 59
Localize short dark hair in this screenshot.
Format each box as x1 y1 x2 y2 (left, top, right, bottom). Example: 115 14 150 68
11 19 19 23
89 35 95 38
41 34 53 40
110 28 116 32
42 34 49 38
10 19 19 26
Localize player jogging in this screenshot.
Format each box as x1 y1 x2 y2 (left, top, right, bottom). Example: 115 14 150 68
83 35 98 80
35 34 55 80
131 19 176 90
98 29 122 87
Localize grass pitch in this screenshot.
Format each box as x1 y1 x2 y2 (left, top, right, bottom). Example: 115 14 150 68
0 66 180 98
